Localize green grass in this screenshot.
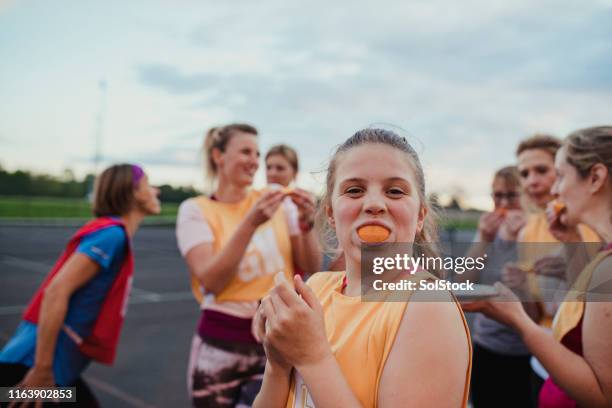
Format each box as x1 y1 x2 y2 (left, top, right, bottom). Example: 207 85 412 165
440 218 478 231
0 196 478 231
0 196 178 219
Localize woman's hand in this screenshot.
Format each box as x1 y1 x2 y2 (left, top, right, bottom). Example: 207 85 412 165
247 191 285 227
288 189 316 232
461 282 529 330
261 275 331 369
499 210 526 241
546 203 581 242
253 300 292 374
533 255 567 280
478 211 504 242
9 366 56 408
501 262 528 290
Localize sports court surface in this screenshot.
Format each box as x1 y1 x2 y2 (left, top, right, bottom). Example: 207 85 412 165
1 225 199 407
0 225 473 407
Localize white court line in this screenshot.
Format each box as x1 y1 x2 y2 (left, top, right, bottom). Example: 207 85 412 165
84 375 157 408
0 289 194 316
1 255 51 275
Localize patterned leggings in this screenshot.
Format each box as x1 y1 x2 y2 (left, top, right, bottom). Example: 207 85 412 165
187 334 266 408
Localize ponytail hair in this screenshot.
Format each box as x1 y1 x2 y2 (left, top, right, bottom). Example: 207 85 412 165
315 128 441 274
203 123 258 181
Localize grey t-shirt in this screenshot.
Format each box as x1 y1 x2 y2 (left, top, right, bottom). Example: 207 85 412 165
471 236 530 356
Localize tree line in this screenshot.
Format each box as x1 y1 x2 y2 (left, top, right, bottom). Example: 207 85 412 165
0 166 200 203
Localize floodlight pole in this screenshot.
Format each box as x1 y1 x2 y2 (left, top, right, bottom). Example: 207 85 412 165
88 79 107 200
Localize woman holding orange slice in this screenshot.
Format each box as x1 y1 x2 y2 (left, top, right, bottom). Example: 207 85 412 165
176 124 320 407
265 144 322 277
253 128 472 408
463 166 534 408
464 126 612 408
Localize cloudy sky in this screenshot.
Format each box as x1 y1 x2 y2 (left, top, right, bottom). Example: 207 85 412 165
1 0 611 209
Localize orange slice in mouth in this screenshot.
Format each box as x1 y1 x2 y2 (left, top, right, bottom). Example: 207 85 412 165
357 225 390 243
551 200 566 216
496 208 508 217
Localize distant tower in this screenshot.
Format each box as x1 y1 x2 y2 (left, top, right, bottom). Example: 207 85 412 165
94 79 107 173
88 79 107 199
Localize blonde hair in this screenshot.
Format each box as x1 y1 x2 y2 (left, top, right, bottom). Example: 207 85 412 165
565 126 612 179
315 128 440 271
203 123 258 180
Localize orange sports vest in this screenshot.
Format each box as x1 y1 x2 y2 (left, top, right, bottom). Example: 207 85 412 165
552 248 612 341
190 190 294 303
519 212 600 327
285 271 472 408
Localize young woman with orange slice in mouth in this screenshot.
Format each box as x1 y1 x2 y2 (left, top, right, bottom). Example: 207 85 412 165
175 124 320 407
463 126 612 408
252 128 472 408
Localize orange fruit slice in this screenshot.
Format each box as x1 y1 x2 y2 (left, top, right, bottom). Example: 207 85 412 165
496 208 508 217
357 225 390 243
551 200 566 216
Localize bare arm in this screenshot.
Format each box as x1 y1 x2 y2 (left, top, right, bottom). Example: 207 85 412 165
378 291 469 408
466 270 612 408
459 241 488 283
18 253 100 388
185 191 284 295
252 362 292 408
515 300 612 408
290 230 322 276
185 218 258 295
288 190 322 276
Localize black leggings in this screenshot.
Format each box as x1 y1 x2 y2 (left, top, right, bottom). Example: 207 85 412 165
470 343 533 408
0 363 100 407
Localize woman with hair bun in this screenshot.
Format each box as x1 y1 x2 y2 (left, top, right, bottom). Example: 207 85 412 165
176 124 320 407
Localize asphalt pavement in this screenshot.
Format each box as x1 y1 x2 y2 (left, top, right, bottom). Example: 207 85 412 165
0 225 199 407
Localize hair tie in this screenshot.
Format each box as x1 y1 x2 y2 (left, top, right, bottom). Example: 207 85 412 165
132 165 145 187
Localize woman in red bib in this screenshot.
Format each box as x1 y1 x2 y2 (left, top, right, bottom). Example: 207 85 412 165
0 164 160 407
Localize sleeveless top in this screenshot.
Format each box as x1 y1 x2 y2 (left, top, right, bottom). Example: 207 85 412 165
539 246 612 408
519 212 600 327
189 190 295 304
285 271 472 408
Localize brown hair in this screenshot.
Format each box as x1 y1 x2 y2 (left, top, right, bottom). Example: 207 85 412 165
93 164 136 217
315 128 440 267
493 166 521 190
565 126 612 179
203 123 258 179
265 144 299 173
516 134 562 158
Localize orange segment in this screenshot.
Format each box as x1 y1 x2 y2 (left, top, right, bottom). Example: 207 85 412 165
357 225 390 243
496 208 508 217
551 200 566 216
